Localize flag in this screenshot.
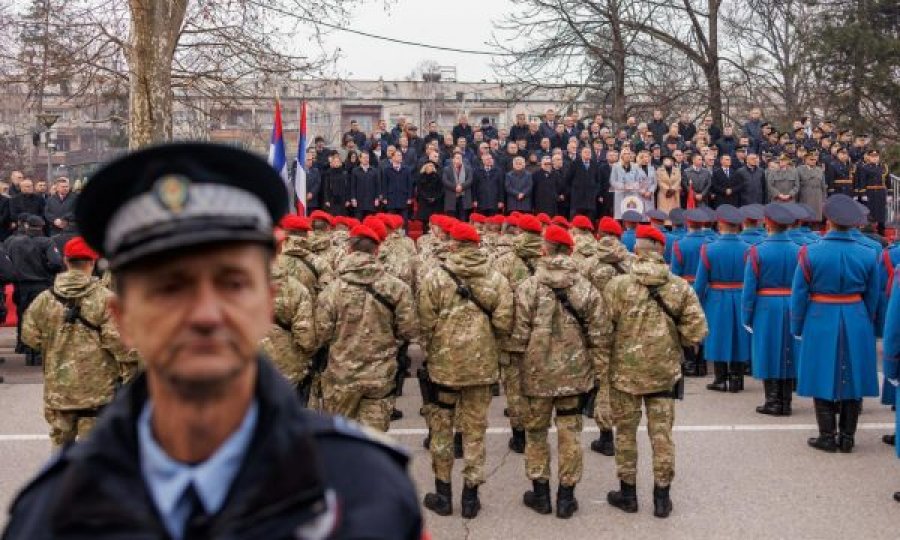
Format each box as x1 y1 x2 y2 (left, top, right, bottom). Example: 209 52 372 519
687 181 696 209
294 101 308 216
268 98 292 208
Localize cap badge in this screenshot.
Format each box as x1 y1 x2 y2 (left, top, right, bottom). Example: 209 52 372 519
154 174 191 214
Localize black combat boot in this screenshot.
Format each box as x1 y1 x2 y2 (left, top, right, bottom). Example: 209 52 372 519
838 399 861 453
706 362 728 392
697 358 708 377
508 428 526 454
780 379 794 416
503 408 510 417
755 380 782 415
728 363 744 393
460 484 481 519
491 383 501 397
589 430 615 456
422 429 431 449
681 346 698 377
607 480 638 513
556 484 579 519
454 432 464 459
423 479 452 516
807 399 838 453
883 433 895 446
894 491 900 503
523 480 552 514
390 408 403 421
653 485 673 518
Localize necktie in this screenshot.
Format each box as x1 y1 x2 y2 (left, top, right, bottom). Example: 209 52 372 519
182 484 211 540
724 168 729 176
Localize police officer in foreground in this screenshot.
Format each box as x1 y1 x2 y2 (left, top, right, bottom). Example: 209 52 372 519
2 143 422 539
602 225 707 518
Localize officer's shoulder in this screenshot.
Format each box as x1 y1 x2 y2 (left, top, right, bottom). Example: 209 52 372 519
304 412 410 468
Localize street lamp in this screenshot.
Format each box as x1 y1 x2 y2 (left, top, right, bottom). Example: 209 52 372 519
36 113 60 183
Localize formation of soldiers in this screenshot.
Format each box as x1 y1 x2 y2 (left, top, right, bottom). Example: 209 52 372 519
19 190 900 516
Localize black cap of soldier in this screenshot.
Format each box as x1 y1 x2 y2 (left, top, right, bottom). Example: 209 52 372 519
823 194 864 227
739 205 765 222
669 208 685 227
715 204 743 225
764 203 795 225
645 209 668 222
77 142 289 269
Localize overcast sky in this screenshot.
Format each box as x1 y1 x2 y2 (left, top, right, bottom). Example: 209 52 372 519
320 0 515 82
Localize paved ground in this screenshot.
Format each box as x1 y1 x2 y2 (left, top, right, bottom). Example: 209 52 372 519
1 334 898 539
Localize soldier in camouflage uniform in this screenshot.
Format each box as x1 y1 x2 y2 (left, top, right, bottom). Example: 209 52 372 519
378 214 416 288
418 222 514 519
21 237 138 449
511 225 609 519
480 215 504 255
602 225 708 519
492 213 544 453
260 219 318 401
277 215 333 408
577 217 633 456
315 224 418 432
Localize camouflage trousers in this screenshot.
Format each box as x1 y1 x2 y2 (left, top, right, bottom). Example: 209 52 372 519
321 377 394 432
610 387 675 487
430 384 492 487
44 408 99 449
501 352 525 430
523 394 583 487
593 366 613 430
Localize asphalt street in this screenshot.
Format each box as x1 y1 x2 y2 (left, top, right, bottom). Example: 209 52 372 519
1 337 898 539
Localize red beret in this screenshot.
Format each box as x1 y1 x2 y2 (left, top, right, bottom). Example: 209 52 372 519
332 216 347 228
450 222 480 244
571 215 594 231
309 210 334 226
429 214 445 227
536 213 551 225
280 215 312 232
344 217 361 229
517 214 543 234
63 237 99 261
469 212 487 224
598 217 623 237
510 211 522 218
487 215 506 225
504 215 520 228
543 225 573 248
389 214 404 230
636 224 666 246
362 216 388 241
551 216 570 229
350 225 381 244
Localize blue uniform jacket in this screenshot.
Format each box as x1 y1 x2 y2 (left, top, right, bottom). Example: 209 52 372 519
790 231 879 400
670 231 709 284
653 224 677 263
694 234 751 364
622 228 636 252
742 232 800 380
882 264 900 456
739 227 766 246
880 249 900 406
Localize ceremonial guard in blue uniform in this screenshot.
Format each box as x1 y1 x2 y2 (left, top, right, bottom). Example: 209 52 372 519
791 194 880 453
783 203 814 246
795 203 821 244
668 208 687 242
881 264 900 503
742 204 800 415
738 205 766 246
620 210 644 252
701 207 719 242
646 209 676 263
880 247 899 450
694 205 752 392
671 208 712 377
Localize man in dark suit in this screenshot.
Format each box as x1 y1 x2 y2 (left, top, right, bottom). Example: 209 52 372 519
472 153 505 217
566 146 600 220
597 149 617 218
710 155 744 208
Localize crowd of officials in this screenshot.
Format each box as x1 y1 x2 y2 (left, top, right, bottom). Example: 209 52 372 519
300 108 893 233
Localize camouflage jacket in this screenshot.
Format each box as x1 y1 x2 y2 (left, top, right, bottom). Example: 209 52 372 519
572 230 597 254
481 231 499 254
316 252 418 386
573 235 631 293
380 233 416 287
21 271 136 410
417 244 514 387
416 239 449 289
601 252 708 395
416 232 440 259
511 255 607 397
493 231 543 352
277 236 334 297
260 267 317 385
